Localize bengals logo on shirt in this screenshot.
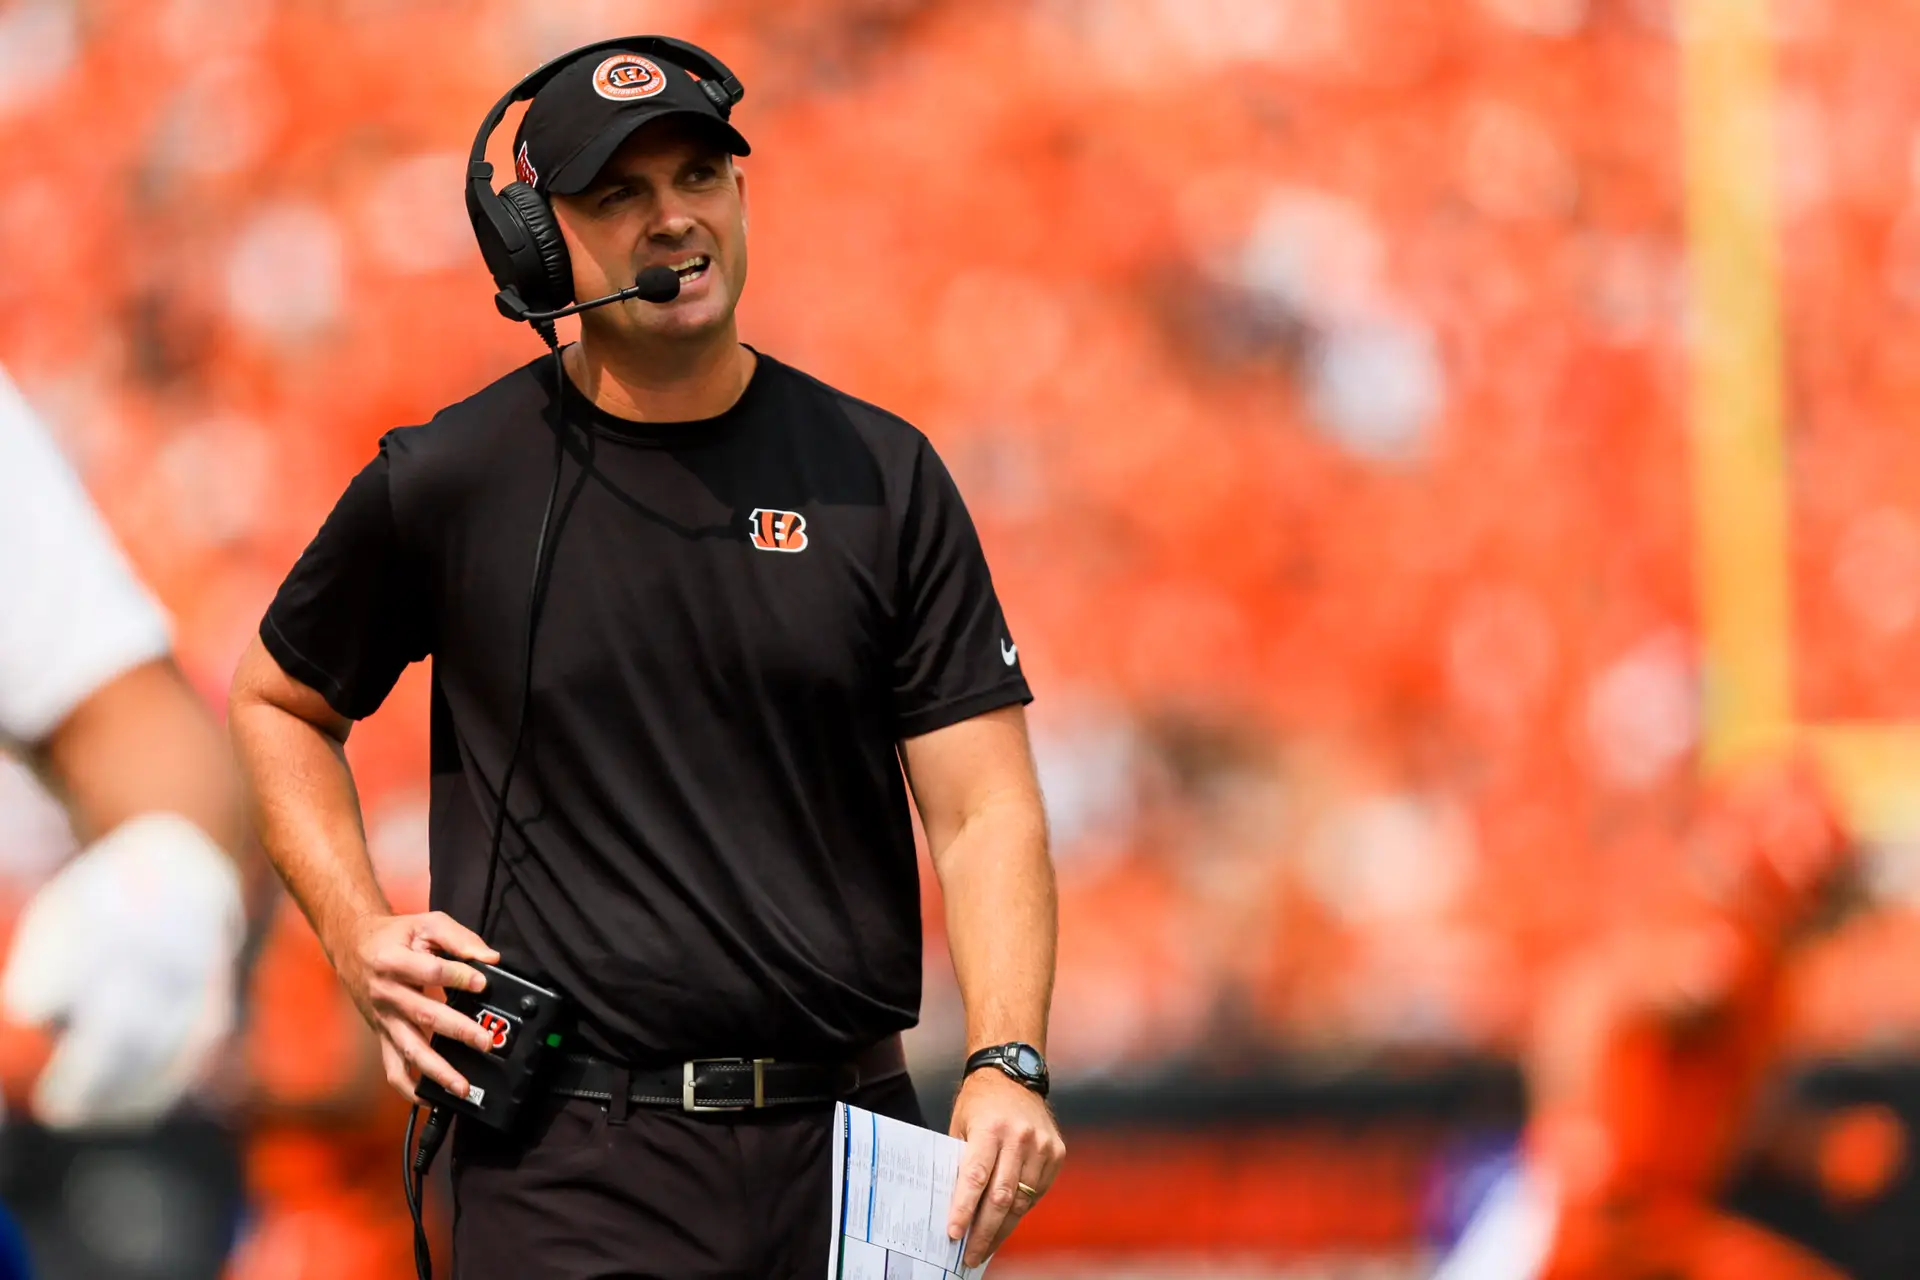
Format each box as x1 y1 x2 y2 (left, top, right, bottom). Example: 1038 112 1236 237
749 508 808 553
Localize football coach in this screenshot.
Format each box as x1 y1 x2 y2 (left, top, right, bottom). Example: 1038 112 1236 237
228 32 1062 1279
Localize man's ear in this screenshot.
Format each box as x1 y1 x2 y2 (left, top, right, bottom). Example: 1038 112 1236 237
734 160 749 230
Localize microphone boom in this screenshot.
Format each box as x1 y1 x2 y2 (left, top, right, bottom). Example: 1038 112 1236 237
519 265 683 324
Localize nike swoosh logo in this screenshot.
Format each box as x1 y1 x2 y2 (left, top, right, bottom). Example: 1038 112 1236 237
1001 640 1018 666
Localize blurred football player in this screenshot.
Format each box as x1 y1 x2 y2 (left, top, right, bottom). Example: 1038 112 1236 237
0 363 247 1131
1438 753 1873 1280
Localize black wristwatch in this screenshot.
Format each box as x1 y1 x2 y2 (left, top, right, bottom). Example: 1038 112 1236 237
963 1042 1050 1098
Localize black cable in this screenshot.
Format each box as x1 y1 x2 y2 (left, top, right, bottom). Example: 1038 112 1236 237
406 1103 452 1279
404 1105 423 1271
407 323 571 1280
476 326 569 939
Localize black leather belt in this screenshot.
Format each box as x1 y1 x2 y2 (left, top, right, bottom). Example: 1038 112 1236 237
550 1034 906 1113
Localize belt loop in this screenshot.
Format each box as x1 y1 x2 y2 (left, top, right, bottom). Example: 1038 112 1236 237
608 1066 632 1126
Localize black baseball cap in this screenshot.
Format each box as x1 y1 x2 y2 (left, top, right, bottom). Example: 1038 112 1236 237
512 46 750 196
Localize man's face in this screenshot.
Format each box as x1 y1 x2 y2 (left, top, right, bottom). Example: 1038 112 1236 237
550 117 748 344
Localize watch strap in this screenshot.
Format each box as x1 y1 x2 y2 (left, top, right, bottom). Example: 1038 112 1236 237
963 1042 1050 1097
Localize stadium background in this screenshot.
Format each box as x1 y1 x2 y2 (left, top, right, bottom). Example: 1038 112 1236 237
6 0 1920 1276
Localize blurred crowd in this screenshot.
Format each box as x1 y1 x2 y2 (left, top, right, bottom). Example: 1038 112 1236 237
9 0 1920 1274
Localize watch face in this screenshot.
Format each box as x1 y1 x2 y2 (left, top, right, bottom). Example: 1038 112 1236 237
1011 1044 1045 1078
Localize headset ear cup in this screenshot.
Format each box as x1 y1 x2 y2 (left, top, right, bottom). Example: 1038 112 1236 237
499 182 574 313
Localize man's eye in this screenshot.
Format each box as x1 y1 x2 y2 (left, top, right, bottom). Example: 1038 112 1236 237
686 167 716 184
599 186 633 207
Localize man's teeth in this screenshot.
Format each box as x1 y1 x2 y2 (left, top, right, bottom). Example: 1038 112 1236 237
671 257 710 279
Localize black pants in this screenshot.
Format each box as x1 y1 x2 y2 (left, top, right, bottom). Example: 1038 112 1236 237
450 1072 924 1279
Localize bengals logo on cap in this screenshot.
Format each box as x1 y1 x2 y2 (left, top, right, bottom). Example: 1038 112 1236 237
749 509 808 553
514 140 538 186
593 54 668 101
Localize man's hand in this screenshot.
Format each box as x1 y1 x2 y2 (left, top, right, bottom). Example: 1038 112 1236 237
333 910 502 1102
945 1067 1066 1267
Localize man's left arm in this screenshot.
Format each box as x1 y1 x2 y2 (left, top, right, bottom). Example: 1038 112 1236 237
902 704 1063 1268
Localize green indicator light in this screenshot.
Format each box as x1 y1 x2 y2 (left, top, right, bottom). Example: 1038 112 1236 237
546 1033 563 1047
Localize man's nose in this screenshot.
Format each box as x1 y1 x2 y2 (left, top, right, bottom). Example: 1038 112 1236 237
647 193 698 243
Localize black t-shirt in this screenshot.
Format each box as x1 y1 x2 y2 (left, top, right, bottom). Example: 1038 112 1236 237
260 350 1030 1063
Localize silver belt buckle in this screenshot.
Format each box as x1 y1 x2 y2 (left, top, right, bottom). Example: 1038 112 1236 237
682 1058 773 1111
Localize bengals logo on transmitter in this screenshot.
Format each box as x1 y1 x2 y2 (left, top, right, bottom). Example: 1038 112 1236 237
593 55 668 101
749 508 808 553
475 1008 513 1052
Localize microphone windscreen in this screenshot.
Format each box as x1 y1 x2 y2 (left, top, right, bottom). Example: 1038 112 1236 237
633 266 682 304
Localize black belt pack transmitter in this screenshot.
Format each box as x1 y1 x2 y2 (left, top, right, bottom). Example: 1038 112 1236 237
416 962 570 1132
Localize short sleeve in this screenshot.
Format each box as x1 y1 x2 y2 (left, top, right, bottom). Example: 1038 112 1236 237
890 436 1031 738
260 443 429 720
0 368 172 745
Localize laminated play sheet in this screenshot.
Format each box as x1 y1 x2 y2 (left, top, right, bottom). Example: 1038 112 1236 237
828 1102 988 1279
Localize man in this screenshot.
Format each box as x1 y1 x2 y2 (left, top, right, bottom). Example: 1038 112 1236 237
1436 754 1862 1280
229 37 1062 1278
0 363 248 1132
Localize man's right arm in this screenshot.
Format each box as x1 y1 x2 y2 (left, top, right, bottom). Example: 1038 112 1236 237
228 636 499 1100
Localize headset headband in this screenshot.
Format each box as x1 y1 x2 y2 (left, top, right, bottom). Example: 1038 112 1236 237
466 35 744 260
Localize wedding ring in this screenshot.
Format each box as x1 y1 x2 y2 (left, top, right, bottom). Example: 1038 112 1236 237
1016 1181 1040 1199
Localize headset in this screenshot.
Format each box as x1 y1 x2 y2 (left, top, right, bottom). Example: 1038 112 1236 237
402 38 749 1280
465 34 745 335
